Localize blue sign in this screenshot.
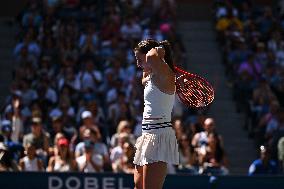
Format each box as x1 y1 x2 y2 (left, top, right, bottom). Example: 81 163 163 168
0 172 284 189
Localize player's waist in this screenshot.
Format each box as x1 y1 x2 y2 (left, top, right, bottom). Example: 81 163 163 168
141 121 172 131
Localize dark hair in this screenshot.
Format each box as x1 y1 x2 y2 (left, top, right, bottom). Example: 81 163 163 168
134 39 174 71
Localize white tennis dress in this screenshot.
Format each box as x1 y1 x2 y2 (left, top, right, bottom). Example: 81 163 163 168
133 74 179 166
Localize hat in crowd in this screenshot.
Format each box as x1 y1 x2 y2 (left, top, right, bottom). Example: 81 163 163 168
31 117 42 125
1 120 11 133
81 110 92 119
57 138 69 147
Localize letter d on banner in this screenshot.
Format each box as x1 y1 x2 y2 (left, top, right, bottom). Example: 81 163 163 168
49 176 63 189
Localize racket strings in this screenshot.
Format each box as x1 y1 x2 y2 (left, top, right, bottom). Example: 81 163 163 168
174 67 214 108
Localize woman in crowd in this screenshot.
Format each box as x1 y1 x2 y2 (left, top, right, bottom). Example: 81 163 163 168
177 134 198 174
198 132 229 175
47 137 77 172
19 142 44 171
112 141 135 174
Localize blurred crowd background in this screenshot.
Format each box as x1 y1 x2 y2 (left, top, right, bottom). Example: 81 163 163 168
215 0 284 175
0 0 283 176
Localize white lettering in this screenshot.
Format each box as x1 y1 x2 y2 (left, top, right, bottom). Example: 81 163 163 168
66 177 81 189
48 176 63 189
118 178 130 189
103 177 115 189
85 177 99 189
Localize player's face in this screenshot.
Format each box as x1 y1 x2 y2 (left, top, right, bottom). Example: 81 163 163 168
134 51 146 69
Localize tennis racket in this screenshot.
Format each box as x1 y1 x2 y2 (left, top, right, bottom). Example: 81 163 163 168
174 66 214 108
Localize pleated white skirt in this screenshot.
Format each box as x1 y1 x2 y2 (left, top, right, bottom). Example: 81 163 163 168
133 127 179 166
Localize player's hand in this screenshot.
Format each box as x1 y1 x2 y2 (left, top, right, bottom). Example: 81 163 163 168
146 48 158 57
155 46 165 59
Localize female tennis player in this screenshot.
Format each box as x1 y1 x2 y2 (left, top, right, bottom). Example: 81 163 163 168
133 39 179 189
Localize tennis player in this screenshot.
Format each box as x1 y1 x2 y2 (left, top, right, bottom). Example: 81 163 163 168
133 39 179 189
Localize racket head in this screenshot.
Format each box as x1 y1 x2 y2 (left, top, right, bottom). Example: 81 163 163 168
174 66 214 108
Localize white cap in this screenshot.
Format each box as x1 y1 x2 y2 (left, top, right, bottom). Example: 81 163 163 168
81 110 92 119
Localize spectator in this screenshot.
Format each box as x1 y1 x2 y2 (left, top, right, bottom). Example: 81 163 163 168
112 141 135 174
49 116 73 144
58 67 81 91
1 120 13 143
1 120 24 162
77 59 102 92
0 142 19 171
79 111 101 141
86 100 105 126
256 100 280 145
76 140 104 173
6 95 24 143
172 118 185 141
278 137 284 172
198 132 229 175
248 145 279 175
110 132 129 164
250 78 277 136
237 53 262 81
15 45 37 68
14 34 41 60
23 117 50 163
276 41 284 67
47 137 77 172
265 108 284 144
177 134 198 174
75 128 109 168
110 120 136 148
192 118 219 148
120 17 142 40
78 23 98 49
216 10 243 32
19 141 44 171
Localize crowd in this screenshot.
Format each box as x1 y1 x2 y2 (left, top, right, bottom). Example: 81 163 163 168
0 0 229 175
214 0 284 174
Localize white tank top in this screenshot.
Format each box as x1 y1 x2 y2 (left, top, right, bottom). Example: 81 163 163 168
23 156 39 171
54 159 71 172
142 74 175 124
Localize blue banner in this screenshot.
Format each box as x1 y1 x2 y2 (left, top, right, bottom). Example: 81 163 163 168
0 172 284 189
